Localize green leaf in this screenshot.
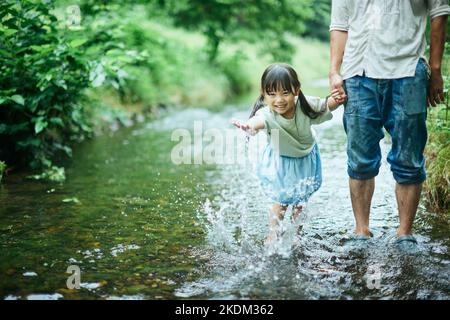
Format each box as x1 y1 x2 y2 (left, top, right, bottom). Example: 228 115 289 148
62 197 80 204
49 117 64 127
2 28 17 37
70 38 87 48
10 94 24 105
29 44 52 54
34 118 48 134
17 138 41 148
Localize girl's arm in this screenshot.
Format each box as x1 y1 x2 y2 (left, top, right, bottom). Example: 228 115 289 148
231 116 265 135
327 88 347 111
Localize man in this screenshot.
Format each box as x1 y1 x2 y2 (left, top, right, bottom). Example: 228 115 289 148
329 0 449 243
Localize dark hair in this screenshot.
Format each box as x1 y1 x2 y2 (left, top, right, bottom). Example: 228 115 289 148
249 63 321 119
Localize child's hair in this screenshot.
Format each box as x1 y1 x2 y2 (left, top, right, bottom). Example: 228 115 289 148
249 63 321 119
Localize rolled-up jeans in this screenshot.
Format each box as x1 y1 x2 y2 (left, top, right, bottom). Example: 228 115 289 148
343 58 428 185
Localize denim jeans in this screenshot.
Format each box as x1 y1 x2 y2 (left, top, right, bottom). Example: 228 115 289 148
343 59 428 184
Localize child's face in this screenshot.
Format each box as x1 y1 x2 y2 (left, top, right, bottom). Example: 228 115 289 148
264 87 298 118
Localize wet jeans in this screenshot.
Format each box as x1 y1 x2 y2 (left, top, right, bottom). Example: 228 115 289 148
343 59 428 184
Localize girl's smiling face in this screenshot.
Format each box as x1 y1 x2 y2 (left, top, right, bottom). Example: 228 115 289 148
264 87 299 119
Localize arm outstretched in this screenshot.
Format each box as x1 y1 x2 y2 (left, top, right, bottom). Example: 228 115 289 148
231 116 265 135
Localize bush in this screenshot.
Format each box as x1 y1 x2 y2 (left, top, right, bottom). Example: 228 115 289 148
216 51 252 98
0 1 144 172
423 42 450 213
0 0 93 169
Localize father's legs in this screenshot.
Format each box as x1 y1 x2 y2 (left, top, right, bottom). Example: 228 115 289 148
385 59 428 237
343 76 383 237
396 183 422 236
349 178 374 236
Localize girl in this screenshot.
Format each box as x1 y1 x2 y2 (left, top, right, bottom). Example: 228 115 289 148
231 63 343 244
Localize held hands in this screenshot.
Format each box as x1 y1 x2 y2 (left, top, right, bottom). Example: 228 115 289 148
327 88 347 110
329 72 347 105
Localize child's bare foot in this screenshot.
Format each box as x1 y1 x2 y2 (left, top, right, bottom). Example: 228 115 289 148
265 227 285 246
291 205 303 222
265 233 277 246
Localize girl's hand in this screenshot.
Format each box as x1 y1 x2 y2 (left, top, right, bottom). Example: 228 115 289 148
231 118 258 135
231 116 264 135
231 118 250 131
327 88 347 111
331 88 347 104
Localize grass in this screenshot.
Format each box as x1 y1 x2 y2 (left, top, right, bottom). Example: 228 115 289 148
424 104 450 214
0 161 6 183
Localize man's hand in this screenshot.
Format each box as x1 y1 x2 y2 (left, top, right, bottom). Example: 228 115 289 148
428 69 445 107
329 72 347 104
428 15 447 107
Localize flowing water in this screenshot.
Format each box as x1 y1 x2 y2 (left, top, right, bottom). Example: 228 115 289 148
0 105 449 300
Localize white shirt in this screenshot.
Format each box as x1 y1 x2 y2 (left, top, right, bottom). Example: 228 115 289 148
330 0 450 80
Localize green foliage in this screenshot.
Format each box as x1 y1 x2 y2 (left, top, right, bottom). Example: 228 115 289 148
424 41 450 213
216 51 252 97
0 1 145 170
156 0 315 62
97 9 247 108
302 0 331 42
27 165 66 183
424 118 449 213
0 161 5 182
0 0 93 169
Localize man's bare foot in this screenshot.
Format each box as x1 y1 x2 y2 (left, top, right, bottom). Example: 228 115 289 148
354 227 372 237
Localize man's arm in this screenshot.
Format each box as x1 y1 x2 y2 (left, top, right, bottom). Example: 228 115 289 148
329 30 348 104
428 15 448 107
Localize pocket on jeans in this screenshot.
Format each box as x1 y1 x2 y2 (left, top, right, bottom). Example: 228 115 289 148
343 77 360 114
401 62 427 115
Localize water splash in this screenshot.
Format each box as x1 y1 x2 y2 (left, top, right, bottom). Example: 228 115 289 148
176 107 450 300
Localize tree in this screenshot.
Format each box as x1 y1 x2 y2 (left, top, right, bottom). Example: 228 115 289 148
156 0 314 62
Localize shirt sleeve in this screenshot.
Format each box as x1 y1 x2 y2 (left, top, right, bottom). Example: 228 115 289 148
329 0 350 32
254 107 269 131
311 108 333 125
305 95 333 125
305 95 327 112
428 0 450 20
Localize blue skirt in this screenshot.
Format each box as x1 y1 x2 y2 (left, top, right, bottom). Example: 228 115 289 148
256 144 322 206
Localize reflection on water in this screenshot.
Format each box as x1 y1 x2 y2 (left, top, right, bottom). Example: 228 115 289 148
0 106 449 299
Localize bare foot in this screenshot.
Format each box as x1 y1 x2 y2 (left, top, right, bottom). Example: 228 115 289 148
265 233 276 246
291 205 303 223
